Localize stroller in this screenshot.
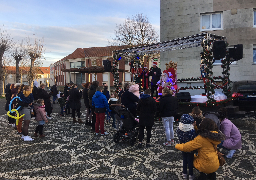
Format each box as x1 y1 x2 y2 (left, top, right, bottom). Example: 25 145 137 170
113 105 139 146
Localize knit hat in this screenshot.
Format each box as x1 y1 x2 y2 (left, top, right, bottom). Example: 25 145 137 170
180 114 194 124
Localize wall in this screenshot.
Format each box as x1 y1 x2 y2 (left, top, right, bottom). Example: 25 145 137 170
160 0 256 86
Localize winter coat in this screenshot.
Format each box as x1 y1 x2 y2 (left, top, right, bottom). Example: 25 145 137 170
175 131 225 174
34 103 47 122
102 87 110 100
137 94 157 126
69 88 82 109
92 91 111 112
121 90 139 116
158 94 178 117
64 85 69 98
148 66 161 85
220 118 242 150
109 98 118 112
88 85 97 107
18 91 34 107
5 84 12 111
83 88 90 108
58 97 66 107
51 85 58 96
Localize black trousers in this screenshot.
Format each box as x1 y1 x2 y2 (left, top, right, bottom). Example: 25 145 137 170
151 84 158 98
35 125 44 135
91 107 96 130
8 112 16 124
72 108 81 118
198 172 216 180
138 125 152 143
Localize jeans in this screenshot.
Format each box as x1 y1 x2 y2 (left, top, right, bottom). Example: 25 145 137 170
138 125 152 143
72 108 81 118
35 125 44 135
53 95 57 102
162 116 174 141
151 84 158 98
60 106 64 115
110 112 116 128
182 152 194 176
95 112 105 134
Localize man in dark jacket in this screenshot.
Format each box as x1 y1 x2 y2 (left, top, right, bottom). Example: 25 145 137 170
88 81 99 131
38 83 52 118
51 84 58 104
148 62 161 98
158 88 178 146
69 84 83 123
121 83 139 117
32 81 40 101
92 87 111 135
137 89 157 148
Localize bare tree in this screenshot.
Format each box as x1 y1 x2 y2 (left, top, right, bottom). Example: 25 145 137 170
26 37 44 85
12 40 27 83
113 13 159 46
0 28 12 95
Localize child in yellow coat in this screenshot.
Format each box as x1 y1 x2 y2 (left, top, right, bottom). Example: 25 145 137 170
175 118 225 180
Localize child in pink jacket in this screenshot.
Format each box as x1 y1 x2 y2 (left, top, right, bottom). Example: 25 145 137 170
34 99 48 137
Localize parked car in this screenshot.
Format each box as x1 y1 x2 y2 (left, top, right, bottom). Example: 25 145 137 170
232 81 256 111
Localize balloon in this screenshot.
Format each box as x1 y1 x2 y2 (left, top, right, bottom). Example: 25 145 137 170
7 96 25 123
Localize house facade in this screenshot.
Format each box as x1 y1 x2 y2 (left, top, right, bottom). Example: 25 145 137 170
52 46 132 89
160 0 256 94
4 66 50 86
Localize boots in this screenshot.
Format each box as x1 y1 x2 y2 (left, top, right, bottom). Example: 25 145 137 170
78 118 83 124
73 118 77 123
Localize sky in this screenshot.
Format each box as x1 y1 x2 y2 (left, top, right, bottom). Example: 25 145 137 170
0 0 160 67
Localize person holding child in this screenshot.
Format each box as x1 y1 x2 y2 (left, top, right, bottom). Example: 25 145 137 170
175 118 225 180
176 114 197 180
34 99 48 137
137 89 157 148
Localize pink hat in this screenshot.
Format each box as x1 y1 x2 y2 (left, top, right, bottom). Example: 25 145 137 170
153 62 157 65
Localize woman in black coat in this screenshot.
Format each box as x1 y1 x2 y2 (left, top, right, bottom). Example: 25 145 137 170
83 82 91 125
38 83 52 117
69 84 83 124
158 88 178 146
137 89 157 148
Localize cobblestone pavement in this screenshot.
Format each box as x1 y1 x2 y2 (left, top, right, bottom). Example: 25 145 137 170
0 99 255 179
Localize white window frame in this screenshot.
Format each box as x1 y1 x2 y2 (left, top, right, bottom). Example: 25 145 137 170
254 10 256 27
125 72 131 82
200 12 223 31
253 45 256 64
102 72 108 82
92 74 97 81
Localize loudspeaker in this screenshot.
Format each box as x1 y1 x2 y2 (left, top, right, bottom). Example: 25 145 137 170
212 41 226 60
103 60 112 72
229 44 243 61
176 92 191 102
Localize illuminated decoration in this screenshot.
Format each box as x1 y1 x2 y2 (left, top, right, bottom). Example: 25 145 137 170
113 33 231 102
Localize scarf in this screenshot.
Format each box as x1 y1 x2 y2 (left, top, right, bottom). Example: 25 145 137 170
178 122 195 132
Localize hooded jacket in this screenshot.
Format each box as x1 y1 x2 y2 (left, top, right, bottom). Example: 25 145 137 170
137 94 157 126
220 118 242 150
34 103 47 122
92 91 110 112
158 94 178 117
69 87 82 109
175 130 225 174
88 84 97 107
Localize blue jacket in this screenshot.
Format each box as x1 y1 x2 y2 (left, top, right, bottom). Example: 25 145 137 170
92 91 111 112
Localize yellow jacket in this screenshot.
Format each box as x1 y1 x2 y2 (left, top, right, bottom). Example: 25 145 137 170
175 131 225 174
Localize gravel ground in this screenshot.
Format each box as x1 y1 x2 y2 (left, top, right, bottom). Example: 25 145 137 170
0 98 255 180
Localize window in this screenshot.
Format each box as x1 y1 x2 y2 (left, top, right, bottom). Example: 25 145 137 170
103 73 108 81
125 72 131 81
254 10 256 27
70 61 85 68
253 45 256 63
201 13 222 31
92 74 97 81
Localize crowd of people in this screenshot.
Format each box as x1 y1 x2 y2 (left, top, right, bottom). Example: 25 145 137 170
4 78 243 180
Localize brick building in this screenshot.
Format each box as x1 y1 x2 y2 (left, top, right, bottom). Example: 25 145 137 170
160 0 256 94
51 46 131 88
